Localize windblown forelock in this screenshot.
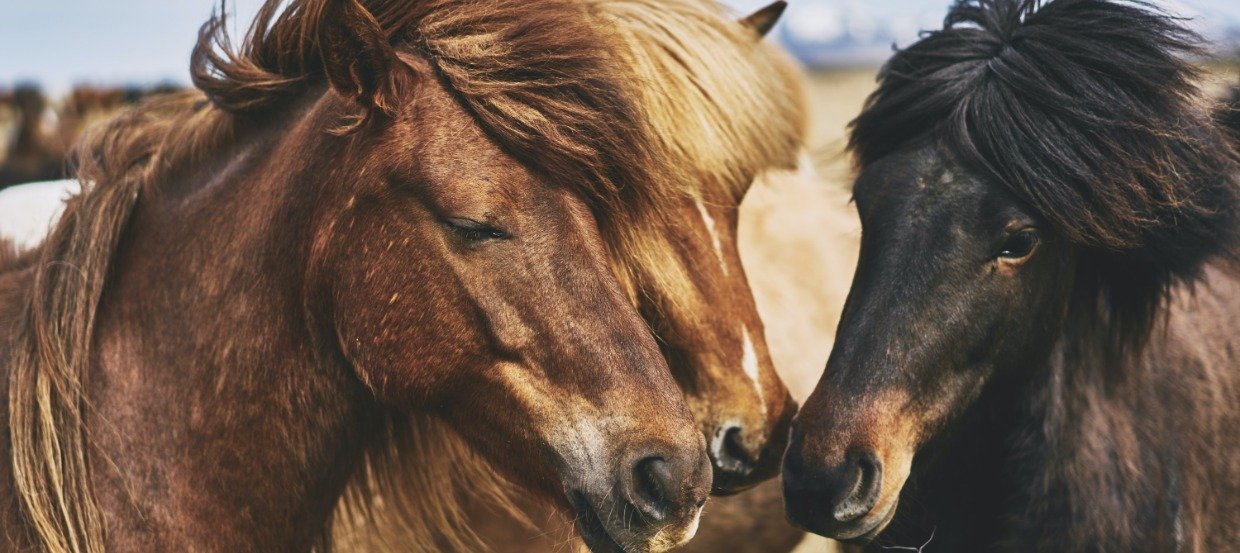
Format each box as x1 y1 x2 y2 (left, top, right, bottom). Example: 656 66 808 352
849 0 1240 353
195 0 676 226
193 0 810 324
585 0 806 201
400 0 671 215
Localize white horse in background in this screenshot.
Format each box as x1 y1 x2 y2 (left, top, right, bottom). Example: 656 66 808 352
0 179 80 250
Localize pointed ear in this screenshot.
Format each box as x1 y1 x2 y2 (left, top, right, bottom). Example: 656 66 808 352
319 0 406 115
739 1 787 39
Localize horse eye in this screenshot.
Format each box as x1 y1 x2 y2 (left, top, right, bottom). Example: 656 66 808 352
997 229 1039 260
443 218 508 242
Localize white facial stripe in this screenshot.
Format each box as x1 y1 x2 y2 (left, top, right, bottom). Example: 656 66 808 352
796 150 819 179
694 198 728 275
741 327 764 405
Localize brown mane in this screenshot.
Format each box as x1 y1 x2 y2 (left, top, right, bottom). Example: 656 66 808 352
6 1 706 551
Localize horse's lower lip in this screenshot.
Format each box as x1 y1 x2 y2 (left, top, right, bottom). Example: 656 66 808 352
568 491 627 553
833 501 898 544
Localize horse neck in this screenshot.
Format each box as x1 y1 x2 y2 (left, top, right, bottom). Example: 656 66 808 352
887 325 1191 551
85 91 379 550
1005 271 1240 551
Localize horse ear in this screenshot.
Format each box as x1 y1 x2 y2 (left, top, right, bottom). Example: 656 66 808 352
319 0 406 115
739 1 787 39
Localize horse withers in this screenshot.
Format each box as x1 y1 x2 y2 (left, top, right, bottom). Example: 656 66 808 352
783 0 1240 550
0 1 717 551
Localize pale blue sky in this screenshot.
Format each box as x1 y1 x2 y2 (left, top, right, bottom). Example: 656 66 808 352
3 0 1238 93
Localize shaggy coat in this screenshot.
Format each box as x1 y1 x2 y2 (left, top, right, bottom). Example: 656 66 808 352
785 1 1240 551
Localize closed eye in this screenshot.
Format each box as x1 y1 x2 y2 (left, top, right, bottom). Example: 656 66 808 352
443 218 508 242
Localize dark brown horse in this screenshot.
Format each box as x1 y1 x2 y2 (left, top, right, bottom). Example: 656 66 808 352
0 1 719 551
783 0 1240 551
0 85 66 189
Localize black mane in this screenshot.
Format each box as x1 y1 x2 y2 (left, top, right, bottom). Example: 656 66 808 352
849 0 1240 353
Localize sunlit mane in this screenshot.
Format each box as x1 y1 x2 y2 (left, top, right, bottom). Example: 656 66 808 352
586 0 805 199
585 0 808 312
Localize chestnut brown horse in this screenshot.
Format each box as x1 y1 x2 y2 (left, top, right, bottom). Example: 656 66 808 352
330 1 808 550
784 1 1240 551
0 0 722 551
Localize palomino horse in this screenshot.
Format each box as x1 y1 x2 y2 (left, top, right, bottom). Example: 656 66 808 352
785 0 1240 550
0 0 724 550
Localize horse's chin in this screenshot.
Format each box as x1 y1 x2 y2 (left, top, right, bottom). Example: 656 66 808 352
567 489 701 553
568 491 628 553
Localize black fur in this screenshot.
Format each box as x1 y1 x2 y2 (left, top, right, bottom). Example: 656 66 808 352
849 0 1240 356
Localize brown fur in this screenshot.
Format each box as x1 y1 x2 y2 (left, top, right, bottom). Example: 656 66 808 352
1 1 723 551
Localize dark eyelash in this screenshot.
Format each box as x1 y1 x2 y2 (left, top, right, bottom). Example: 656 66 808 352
444 218 508 242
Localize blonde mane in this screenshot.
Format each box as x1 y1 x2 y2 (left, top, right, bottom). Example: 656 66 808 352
584 0 808 312
589 0 806 197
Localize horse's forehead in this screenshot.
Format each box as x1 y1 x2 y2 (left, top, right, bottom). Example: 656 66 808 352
855 149 1000 240
399 81 538 205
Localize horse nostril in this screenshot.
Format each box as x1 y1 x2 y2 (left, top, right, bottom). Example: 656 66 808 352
832 452 882 523
710 425 756 476
630 456 675 523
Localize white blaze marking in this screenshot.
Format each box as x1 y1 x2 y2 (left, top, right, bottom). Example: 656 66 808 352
796 150 820 179
694 198 728 275
741 327 764 403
